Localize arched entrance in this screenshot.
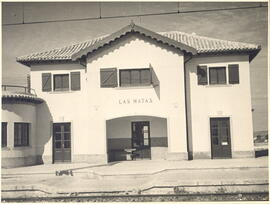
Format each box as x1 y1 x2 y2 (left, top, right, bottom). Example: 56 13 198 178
106 115 168 162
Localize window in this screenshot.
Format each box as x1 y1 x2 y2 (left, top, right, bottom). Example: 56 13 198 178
14 123 29 147
120 69 151 87
2 122 7 147
42 72 81 92
54 74 69 91
209 67 226 85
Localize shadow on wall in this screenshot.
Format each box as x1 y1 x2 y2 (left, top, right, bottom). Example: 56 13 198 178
149 63 160 100
36 102 53 165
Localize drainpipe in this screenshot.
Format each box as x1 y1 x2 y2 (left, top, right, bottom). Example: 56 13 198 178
184 53 193 160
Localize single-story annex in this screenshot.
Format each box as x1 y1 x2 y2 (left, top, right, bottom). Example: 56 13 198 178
2 22 261 167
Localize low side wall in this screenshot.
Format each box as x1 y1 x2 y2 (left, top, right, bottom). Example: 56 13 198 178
2 155 43 168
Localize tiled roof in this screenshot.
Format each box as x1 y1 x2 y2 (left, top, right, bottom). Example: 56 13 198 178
2 91 44 104
17 24 260 64
160 31 260 54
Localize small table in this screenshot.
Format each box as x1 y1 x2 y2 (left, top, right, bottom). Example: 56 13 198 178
124 148 136 160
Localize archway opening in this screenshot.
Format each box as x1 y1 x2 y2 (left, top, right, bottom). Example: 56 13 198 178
106 115 168 162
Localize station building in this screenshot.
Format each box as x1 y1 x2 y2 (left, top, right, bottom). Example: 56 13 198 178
2 23 261 167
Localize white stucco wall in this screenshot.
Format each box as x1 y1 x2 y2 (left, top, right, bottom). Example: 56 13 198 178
86 35 187 156
30 34 188 162
31 63 91 161
2 103 37 164
186 55 254 158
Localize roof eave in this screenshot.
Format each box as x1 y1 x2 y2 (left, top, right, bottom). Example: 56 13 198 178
16 58 78 67
196 47 261 61
249 46 261 62
2 95 44 104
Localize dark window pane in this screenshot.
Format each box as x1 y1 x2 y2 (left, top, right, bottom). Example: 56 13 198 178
213 137 219 145
64 141 70 148
120 69 151 87
144 139 149 146
54 74 69 91
55 141 61 148
64 123 70 132
141 69 151 85
131 70 140 85
211 128 218 137
217 67 226 84
54 125 61 133
120 70 130 86
62 75 69 89
210 67 226 84
209 68 217 84
64 133 70 140
2 122 7 147
211 119 218 127
21 124 29 146
54 75 62 90
55 133 61 141
14 123 29 147
221 120 228 127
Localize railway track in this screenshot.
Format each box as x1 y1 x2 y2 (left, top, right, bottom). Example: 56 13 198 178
2 192 269 202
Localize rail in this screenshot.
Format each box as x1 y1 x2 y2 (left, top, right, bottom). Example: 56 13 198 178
2 85 37 96
1 191 268 202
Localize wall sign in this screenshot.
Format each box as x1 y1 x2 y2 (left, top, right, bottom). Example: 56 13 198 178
119 98 153 104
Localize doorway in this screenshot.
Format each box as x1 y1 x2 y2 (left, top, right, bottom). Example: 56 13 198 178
210 118 232 158
131 121 151 159
53 123 71 163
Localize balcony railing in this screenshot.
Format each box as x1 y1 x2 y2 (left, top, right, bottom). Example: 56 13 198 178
2 85 37 96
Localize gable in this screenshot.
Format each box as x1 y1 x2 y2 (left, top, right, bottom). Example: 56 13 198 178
72 23 196 61
87 33 184 68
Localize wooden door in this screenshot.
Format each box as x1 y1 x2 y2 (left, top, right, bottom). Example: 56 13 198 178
210 118 232 159
53 123 71 163
131 121 151 159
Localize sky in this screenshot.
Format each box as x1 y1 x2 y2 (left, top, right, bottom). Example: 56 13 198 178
2 2 268 132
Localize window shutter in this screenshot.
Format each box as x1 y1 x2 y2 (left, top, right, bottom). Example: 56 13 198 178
150 66 159 87
42 73 52 92
228 64 239 84
197 66 208 85
71 72 81 90
2 122 7 147
100 68 118 87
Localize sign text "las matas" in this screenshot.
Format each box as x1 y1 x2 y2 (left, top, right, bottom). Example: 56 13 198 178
119 98 153 104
